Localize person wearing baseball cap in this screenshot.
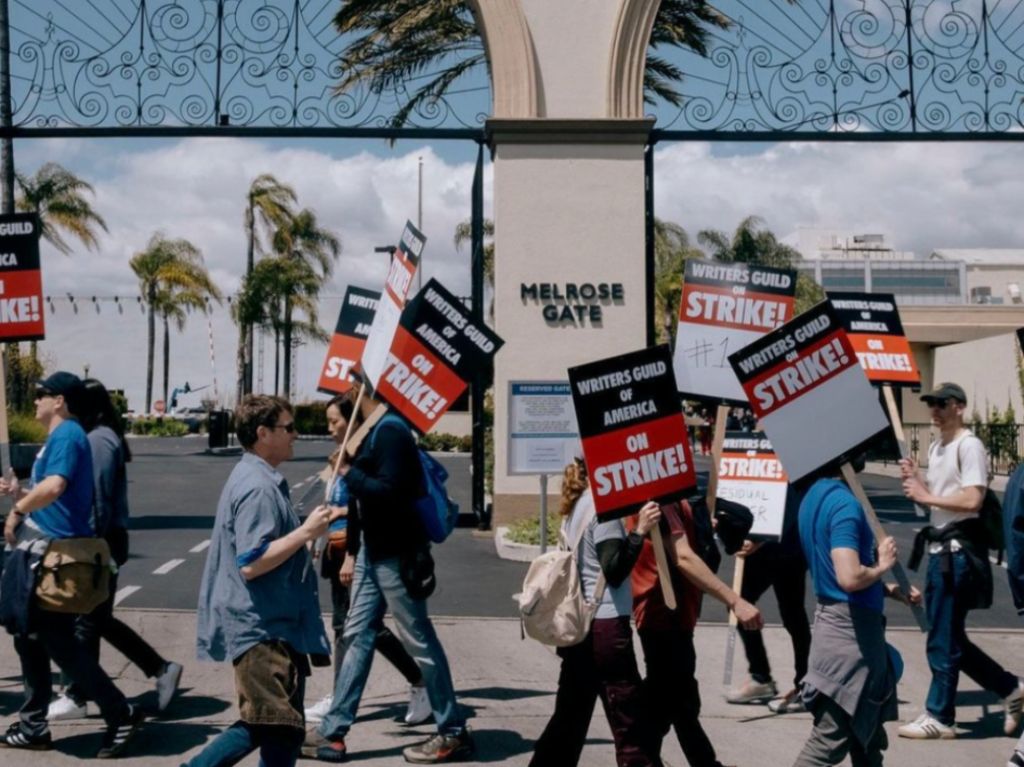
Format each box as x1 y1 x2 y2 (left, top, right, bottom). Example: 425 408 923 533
898 382 1023 740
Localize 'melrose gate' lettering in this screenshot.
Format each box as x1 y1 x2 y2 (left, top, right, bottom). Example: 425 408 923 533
569 345 696 519
0 213 44 343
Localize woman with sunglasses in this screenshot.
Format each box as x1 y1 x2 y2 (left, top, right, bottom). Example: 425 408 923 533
47 378 184 721
303 392 429 732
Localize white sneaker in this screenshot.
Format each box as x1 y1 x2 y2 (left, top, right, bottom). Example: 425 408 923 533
768 689 806 714
47 694 88 721
404 684 431 725
725 678 778 705
1004 679 1024 736
897 713 956 739
304 694 333 725
155 661 183 712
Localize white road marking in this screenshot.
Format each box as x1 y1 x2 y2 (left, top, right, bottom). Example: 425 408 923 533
114 586 140 606
153 558 185 575
189 539 211 554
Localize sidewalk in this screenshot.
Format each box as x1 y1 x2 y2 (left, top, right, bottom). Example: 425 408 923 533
1 609 1022 765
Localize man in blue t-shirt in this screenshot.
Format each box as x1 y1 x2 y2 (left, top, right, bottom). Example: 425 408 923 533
1 371 142 757
792 464 919 767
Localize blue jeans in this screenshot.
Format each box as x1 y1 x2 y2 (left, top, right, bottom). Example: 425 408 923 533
182 721 303 767
925 550 1016 724
319 550 463 739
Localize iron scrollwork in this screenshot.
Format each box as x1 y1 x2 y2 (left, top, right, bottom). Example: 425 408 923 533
11 0 488 131
655 0 1024 134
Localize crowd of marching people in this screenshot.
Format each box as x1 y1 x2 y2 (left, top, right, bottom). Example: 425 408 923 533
2 372 1024 766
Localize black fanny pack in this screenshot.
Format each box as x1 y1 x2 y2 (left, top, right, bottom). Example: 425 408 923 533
400 546 436 601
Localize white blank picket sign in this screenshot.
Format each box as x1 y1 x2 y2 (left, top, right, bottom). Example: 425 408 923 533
728 301 889 481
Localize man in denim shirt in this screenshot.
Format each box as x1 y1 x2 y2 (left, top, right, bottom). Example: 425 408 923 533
187 395 331 767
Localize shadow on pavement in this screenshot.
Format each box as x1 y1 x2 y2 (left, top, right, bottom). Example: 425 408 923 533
53 720 222 759
141 691 232 721
129 515 215 531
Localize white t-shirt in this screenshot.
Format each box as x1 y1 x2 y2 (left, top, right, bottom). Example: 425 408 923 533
926 429 988 530
562 489 633 620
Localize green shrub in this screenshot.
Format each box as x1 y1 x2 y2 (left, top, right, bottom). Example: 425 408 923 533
130 417 190 437
505 515 560 547
8 412 47 443
294 401 328 436
419 432 472 452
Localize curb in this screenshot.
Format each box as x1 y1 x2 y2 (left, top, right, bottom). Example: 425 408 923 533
494 525 542 562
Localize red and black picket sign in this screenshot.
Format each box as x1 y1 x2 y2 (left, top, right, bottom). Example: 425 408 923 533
827 291 920 386
375 278 503 434
0 213 45 343
728 301 890 481
317 286 380 395
569 345 697 520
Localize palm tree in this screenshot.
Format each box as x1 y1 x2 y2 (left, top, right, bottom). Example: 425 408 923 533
16 162 108 254
454 217 494 319
155 278 223 409
130 233 221 413
652 218 704 344
332 0 730 128
238 174 297 401
270 208 340 397
698 215 824 313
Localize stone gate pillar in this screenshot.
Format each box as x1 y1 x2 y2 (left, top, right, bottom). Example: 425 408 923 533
471 0 660 525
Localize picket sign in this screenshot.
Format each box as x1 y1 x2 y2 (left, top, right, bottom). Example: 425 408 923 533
840 463 928 632
881 384 928 518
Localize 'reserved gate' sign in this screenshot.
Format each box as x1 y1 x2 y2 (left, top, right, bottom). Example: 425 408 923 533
728 302 889 481
569 345 697 519
673 259 796 403
718 431 787 541
376 278 503 434
317 286 380 395
0 213 45 343
361 221 425 389
828 291 920 386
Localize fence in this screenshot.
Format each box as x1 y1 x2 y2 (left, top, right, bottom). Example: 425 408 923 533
905 423 1023 476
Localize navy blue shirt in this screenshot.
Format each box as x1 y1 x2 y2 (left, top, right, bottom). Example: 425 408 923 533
196 452 330 662
30 419 94 539
799 478 884 613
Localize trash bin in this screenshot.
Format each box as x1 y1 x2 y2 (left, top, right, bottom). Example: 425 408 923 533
208 409 230 449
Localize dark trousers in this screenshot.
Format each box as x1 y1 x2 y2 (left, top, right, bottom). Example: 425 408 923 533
327 554 421 687
65 571 166 703
793 696 888 767
739 544 812 688
925 550 1016 724
15 609 128 736
530 616 662 767
639 625 721 767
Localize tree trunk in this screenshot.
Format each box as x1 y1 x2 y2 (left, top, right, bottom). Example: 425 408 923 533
0 0 13 217
162 313 170 408
244 196 255 395
282 296 292 399
145 287 155 414
273 326 280 396
236 322 247 405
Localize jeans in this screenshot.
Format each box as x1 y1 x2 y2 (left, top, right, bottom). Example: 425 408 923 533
183 722 304 767
65 571 167 703
638 626 721 767
530 617 662 767
739 543 812 688
326 553 421 688
925 549 1016 724
319 550 462 739
792 696 888 767
15 609 128 736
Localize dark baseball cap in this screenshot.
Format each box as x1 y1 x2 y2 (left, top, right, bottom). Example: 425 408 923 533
37 371 85 398
920 382 967 405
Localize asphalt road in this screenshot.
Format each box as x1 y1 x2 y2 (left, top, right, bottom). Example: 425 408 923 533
112 437 1022 631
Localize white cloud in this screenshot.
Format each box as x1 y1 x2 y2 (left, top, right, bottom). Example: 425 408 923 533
21 137 483 412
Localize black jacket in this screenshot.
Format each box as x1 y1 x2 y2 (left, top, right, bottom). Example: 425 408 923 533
345 416 427 562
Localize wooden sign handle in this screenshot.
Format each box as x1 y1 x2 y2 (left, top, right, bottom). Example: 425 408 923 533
723 555 746 685
881 384 927 518
705 403 730 519
840 463 928 632
650 525 677 610
324 384 366 502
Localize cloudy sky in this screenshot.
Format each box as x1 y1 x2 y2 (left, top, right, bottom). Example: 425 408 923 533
14 135 1024 413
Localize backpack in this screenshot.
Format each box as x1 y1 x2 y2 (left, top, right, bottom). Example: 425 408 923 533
954 435 1005 557
370 413 459 543
517 498 606 647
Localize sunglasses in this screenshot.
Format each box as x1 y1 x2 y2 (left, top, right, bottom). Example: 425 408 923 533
926 398 950 408
270 421 297 433
34 388 55 400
